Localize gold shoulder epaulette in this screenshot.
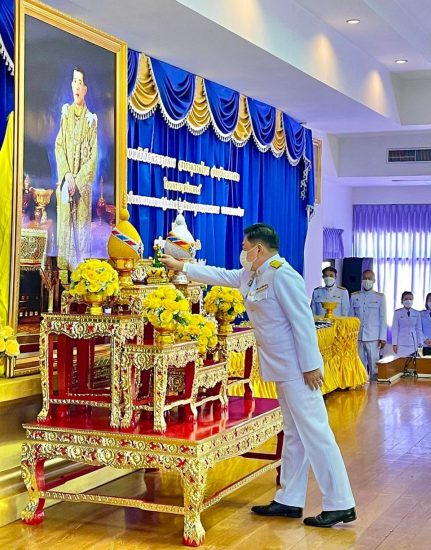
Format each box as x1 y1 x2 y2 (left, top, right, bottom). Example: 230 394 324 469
270 260 283 269
375 291 384 296
337 285 347 290
351 291 361 295
313 286 321 291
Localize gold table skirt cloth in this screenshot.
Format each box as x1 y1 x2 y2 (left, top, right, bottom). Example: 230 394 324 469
229 317 367 399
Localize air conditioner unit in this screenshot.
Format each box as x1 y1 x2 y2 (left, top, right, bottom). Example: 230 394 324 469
387 148 431 163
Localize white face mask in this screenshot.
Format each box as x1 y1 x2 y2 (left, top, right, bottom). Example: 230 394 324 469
239 246 258 270
403 299 413 309
323 276 335 287
362 279 374 291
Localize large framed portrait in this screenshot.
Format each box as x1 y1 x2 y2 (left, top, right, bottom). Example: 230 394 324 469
9 0 127 376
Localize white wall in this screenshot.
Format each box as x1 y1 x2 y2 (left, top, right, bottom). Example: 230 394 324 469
353 185 431 204
304 133 353 297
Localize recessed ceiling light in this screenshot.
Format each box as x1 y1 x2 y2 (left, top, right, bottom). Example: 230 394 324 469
395 59 408 64
346 19 360 24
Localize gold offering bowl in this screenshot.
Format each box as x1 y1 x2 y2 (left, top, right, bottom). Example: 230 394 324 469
31 188 53 224
111 257 138 288
321 301 337 320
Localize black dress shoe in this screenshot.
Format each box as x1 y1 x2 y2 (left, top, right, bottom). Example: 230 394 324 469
303 507 356 527
251 501 303 518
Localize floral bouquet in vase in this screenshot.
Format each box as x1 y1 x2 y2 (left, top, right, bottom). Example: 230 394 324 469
176 314 218 357
204 286 245 333
69 259 120 315
0 323 20 376
143 286 190 345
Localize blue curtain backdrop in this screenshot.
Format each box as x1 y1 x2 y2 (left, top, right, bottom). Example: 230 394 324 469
0 0 14 146
128 51 314 273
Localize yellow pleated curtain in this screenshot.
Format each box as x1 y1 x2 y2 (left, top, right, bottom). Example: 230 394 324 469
0 112 13 324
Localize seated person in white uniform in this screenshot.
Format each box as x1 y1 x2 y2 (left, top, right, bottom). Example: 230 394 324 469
160 223 356 528
392 291 423 357
310 266 349 317
421 292 431 355
349 269 387 379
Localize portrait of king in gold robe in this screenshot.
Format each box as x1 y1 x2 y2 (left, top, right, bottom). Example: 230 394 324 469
55 67 98 271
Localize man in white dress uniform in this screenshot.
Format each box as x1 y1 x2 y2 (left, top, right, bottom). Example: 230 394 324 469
349 270 387 379
161 224 356 527
310 266 349 317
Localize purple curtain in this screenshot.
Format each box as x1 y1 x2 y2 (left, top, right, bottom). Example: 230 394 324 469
353 204 431 331
323 227 344 259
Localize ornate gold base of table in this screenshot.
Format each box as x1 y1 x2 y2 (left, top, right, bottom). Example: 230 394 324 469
21 397 282 547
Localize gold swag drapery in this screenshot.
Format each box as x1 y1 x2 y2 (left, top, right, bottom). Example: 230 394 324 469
128 54 304 163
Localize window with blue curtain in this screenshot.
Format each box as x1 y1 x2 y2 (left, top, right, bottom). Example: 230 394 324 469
323 227 344 260
353 204 431 326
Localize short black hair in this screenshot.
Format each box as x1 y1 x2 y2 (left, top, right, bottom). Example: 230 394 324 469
73 66 86 85
362 269 375 277
425 292 431 309
244 223 279 250
401 291 413 301
322 266 337 276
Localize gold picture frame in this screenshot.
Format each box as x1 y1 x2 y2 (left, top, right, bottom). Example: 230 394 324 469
312 137 322 205
8 0 127 376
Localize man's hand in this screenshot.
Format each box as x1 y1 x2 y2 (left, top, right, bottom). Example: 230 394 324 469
393 345 398 354
303 368 324 391
378 340 386 349
65 172 76 196
159 253 184 272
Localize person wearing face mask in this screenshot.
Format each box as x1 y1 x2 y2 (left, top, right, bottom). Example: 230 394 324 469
160 223 356 528
420 292 431 355
310 267 349 317
349 270 387 380
392 291 423 357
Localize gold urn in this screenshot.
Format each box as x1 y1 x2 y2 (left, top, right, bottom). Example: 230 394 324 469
31 188 53 225
321 301 338 320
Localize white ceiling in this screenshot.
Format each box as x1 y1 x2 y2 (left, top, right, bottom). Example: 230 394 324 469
42 0 431 186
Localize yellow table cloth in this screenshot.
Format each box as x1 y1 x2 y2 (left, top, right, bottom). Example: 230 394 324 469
229 317 368 399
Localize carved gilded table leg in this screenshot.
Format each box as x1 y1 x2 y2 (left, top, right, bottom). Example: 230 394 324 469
153 357 169 433
110 337 123 428
37 322 51 422
181 460 208 547
120 352 133 429
21 443 46 525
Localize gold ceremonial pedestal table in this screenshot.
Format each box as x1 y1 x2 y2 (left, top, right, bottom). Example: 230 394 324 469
21 397 283 547
37 313 145 428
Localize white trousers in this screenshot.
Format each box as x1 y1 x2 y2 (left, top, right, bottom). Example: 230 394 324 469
274 378 355 511
358 340 379 376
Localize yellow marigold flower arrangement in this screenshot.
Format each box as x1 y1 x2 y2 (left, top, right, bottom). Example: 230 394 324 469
176 314 218 355
143 286 190 330
204 286 245 320
0 321 20 375
69 259 120 298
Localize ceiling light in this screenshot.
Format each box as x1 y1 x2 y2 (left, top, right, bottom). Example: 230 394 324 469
346 19 360 24
395 59 408 64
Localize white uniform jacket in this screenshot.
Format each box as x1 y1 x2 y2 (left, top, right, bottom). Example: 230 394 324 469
310 285 350 317
392 307 423 350
185 254 323 382
420 309 431 343
349 290 387 341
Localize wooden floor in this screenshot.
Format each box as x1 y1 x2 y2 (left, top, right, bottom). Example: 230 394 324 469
2 379 431 549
